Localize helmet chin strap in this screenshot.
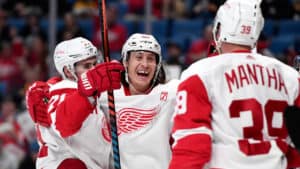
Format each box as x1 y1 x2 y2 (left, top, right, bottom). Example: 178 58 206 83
215 41 222 54
71 71 78 82
213 22 222 54
149 63 161 89
69 64 79 82
213 37 222 54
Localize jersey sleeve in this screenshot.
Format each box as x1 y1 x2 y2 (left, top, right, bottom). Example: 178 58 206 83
169 75 212 169
293 78 300 107
286 78 300 168
55 91 94 138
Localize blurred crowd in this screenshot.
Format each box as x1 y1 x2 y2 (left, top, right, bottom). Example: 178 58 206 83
0 0 299 168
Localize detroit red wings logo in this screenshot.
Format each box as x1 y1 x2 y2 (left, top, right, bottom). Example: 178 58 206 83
101 107 159 142
118 107 158 134
160 91 168 101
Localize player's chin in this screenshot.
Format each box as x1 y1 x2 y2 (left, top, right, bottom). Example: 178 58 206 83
135 74 151 82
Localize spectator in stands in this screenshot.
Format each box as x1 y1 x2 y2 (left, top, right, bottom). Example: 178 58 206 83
9 27 24 59
164 41 186 80
0 97 27 169
126 0 164 20
73 0 97 19
163 0 188 19
261 0 294 19
283 36 300 66
23 34 48 81
0 97 23 139
93 4 127 59
20 9 46 41
12 2 27 18
0 9 11 42
57 12 85 41
15 103 36 169
0 135 21 169
256 33 274 58
12 34 48 98
185 24 213 65
2 0 72 17
0 41 23 95
189 0 224 18
292 0 300 19
295 37 300 54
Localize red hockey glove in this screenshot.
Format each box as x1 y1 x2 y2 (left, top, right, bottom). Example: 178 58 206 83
78 60 124 97
26 81 51 127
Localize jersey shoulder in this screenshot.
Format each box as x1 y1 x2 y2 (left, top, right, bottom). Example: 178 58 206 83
180 56 219 81
49 79 77 96
50 79 77 91
152 79 180 94
258 53 300 79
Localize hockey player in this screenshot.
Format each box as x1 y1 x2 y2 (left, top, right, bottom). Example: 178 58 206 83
54 33 179 169
26 37 124 169
284 55 300 153
293 55 300 72
169 0 300 169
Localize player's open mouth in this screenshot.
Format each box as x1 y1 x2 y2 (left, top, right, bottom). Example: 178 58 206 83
136 70 149 77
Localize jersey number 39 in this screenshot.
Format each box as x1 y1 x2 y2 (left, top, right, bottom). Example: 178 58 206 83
230 98 288 155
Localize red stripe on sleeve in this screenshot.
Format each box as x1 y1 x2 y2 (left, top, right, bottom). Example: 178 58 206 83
170 75 212 169
55 91 94 137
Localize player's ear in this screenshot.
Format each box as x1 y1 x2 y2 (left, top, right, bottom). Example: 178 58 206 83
63 66 76 81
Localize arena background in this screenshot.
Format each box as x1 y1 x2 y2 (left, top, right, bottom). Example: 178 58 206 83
0 0 299 168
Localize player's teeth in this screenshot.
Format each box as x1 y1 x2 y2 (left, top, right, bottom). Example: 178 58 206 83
138 70 148 74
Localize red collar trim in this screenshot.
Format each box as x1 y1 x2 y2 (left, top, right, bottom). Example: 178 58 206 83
231 50 251 53
123 85 152 95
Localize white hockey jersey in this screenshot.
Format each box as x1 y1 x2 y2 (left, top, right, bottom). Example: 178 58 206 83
36 80 89 169
54 79 179 169
170 52 300 169
99 79 179 169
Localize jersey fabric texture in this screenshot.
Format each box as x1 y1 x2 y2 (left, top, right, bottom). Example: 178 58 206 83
170 52 300 169
36 79 80 169
50 79 111 169
100 79 179 169
54 79 179 169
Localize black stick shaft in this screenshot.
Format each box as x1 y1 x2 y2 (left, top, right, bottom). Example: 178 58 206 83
98 0 121 169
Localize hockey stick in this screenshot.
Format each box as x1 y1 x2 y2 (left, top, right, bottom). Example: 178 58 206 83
98 0 121 169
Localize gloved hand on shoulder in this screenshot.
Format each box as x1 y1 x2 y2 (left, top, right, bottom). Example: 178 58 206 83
78 60 124 97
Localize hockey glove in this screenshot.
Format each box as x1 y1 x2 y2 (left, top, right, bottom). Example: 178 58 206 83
78 60 124 97
284 105 300 152
26 81 51 127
